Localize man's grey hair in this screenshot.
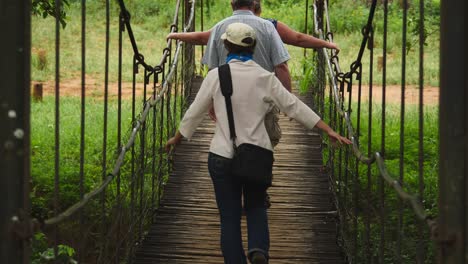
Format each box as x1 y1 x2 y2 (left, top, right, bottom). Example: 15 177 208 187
231 0 254 9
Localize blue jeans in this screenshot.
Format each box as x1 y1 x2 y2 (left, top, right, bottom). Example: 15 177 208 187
208 152 270 264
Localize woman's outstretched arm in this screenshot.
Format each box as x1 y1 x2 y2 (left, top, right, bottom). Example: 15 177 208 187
276 21 340 51
165 131 183 152
167 30 211 45
315 120 352 145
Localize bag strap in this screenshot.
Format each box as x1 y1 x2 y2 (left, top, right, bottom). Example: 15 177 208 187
218 64 237 146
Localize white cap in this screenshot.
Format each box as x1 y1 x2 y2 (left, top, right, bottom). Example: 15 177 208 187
220 22 256 47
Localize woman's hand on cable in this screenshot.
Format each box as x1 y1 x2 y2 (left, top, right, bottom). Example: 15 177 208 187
327 130 352 147
329 42 340 54
315 120 351 147
165 131 183 153
166 33 178 41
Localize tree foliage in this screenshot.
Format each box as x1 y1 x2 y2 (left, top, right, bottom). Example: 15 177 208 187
32 0 70 28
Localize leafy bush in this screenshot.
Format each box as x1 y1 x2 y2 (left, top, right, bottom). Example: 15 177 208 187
32 0 70 28
32 233 77 264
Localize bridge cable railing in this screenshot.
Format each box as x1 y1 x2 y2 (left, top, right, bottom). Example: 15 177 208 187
13 0 196 262
312 0 440 262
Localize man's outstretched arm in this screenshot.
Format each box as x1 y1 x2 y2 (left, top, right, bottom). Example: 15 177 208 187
167 30 211 45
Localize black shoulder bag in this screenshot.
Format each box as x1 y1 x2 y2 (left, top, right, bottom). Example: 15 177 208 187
218 64 274 189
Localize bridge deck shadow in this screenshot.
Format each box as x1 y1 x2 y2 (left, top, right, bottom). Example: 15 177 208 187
133 76 345 263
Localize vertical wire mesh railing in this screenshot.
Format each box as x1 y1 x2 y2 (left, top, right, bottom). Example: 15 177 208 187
11 0 196 263
311 0 439 262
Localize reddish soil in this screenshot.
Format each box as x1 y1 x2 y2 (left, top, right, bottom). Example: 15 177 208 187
32 78 439 105
350 85 439 105
32 77 150 99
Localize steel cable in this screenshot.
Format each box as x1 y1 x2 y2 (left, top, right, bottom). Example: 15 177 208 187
313 0 435 236
27 0 197 232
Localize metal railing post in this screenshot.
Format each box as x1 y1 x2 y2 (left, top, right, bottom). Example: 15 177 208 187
0 0 31 263
186 1 195 74
438 0 467 262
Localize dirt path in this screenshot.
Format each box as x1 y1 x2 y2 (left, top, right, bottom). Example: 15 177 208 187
33 78 440 105
350 84 439 105
32 78 148 99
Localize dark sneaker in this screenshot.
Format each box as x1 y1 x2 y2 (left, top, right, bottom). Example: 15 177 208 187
251 252 267 264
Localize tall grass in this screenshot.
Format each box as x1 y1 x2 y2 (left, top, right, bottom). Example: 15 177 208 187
329 0 440 86
31 0 177 82
31 0 439 86
31 96 134 217
352 102 439 207
31 94 178 262
324 100 439 262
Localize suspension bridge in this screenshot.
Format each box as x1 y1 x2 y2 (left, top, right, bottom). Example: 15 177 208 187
1 0 466 263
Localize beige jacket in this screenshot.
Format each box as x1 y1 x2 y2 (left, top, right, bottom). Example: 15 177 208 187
179 60 321 159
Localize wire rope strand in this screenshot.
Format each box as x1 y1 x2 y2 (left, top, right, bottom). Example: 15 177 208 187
380 0 388 262
201 0 204 57
128 56 137 264
78 0 86 261
417 0 426 262
397 0 408 262
98 0 111 261
116 10 124 262
366 26 374 263
138 68 148 242
151 74 158 217
53 0 62 259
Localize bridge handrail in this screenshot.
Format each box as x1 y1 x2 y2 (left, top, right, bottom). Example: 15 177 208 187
17 0 197 234
312 0 436 239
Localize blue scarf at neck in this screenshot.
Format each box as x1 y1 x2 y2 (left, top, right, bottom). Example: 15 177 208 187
226 53 253 63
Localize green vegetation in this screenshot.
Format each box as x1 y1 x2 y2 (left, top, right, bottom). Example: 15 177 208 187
32 232 77 264
31 97 132 218
31 0 440 85
31 95 177 262
31 0 183 82
30 0 440 262
326 102 439 262
32 0 70 28
329 0 440 86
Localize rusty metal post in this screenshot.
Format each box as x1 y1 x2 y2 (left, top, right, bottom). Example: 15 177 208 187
438 0 466 263
0 0 31 263
33 83 43 101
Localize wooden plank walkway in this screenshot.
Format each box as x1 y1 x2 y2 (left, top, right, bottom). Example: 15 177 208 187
133 77 344 263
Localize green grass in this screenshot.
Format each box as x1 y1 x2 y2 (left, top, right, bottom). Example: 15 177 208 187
30 94 178 262
31 0 177 82
31 0 440 86
324 101 439 262
352 102 439 207
333 31 439 87
31 96 134 218
329 0 440 86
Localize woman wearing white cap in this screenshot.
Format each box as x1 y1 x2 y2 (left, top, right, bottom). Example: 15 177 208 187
165 22 351 264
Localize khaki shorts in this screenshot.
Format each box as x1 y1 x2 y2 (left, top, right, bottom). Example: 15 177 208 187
264 106 282 147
